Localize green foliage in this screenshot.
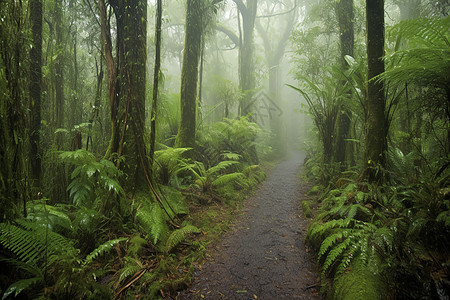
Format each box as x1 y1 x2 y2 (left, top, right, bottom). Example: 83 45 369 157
0 219 127 298
83 237 126 266
135 201 168 245
333 257 386 300
383 17 450 90
302 200 312 218
164 224 201 254
198 117 261 166
60 149 124 207
154 146 192 186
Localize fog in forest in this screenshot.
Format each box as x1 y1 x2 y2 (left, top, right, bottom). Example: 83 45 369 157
1 0 449 299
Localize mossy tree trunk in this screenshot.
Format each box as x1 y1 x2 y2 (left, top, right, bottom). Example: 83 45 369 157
149 0 163 169
174 0 204 150
107 0 149 191
335 0 354 168
0 0 27 218
234 0 257 117
362 0 387 182
29 0 43 187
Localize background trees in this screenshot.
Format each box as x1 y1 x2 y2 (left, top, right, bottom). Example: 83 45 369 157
0 0 448 298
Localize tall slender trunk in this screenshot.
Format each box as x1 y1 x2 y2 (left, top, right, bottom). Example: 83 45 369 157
362 0 387 182
174 0 203 150
149 0 162 169
29 0 43 187
335 0 354 168
237 0 257 117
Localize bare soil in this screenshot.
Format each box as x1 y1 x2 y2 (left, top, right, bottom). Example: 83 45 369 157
177 152 321 300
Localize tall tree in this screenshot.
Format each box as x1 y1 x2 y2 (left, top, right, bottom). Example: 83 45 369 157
174 0 204 149
234 0 257 116
29 0 43 187
149 0 163 168
335 0 354 167
107 0 149 190
0 0 27 218
363 0 387 182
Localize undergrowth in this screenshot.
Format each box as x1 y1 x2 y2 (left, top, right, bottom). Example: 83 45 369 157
1 115 270 299
303 151 450 299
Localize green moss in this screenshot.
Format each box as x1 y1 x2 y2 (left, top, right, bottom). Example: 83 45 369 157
333 258 387 300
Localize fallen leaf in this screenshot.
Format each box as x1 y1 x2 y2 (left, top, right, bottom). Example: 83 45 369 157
236 290 248 293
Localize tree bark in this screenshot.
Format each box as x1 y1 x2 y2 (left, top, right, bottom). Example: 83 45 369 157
234 0 257 117
335 0 354 168
174 0 204 149
29 0 43 187
362 0 387 182
149 0 162 169
108 0 149 190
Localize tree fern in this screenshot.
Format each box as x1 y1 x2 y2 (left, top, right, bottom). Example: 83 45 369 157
164 224 200 254
382 17 450 89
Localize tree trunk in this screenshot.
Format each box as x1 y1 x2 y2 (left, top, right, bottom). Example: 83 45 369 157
362 0 387 182
149 0 162 169
235 0 257 117
29 0 42 187
54 0 64 149
108 0 149 190
335 0 354 168
174 0 203 150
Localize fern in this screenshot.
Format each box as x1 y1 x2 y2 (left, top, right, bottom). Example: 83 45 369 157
207 160 239 176
135 202 168 245
212 172 245 187
382 17 450 89
154 146 192 185
1 277 44 300
83 237 127 266
164 224 200 254
61 150 124 207
0 221 77 265
118 257 142 283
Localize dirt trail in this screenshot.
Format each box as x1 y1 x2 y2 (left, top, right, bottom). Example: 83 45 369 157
178 152 320 299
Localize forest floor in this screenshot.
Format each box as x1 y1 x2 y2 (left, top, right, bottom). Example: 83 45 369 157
176 152 321 299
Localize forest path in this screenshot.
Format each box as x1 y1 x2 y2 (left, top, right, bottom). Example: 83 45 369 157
177 152 320 299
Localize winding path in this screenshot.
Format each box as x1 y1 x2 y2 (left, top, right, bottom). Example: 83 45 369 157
178 152 320 299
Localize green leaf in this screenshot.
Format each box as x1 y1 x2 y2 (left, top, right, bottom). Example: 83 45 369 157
2 277 43 300
83 237 127 266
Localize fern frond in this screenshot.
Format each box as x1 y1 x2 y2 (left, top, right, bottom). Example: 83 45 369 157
83 237 127 266
318 232 343 260
221 151 242 161
322 235 353 274
135 203 168 245
118 258 142 283
1 277 44 300
0 221 77 265
212 173 245 187
207 160 239 176
164 225 200 254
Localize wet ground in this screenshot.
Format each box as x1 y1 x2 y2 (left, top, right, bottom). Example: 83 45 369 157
177 152 321 299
